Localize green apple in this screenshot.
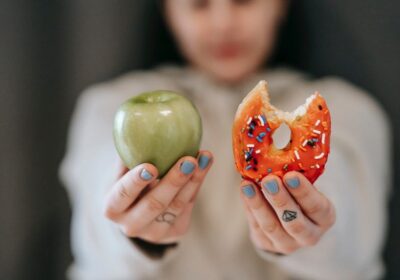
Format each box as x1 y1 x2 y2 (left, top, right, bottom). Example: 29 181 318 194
113 90 202 178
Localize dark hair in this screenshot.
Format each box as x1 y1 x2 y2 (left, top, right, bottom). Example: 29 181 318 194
140 0 185 69
139 0 300 70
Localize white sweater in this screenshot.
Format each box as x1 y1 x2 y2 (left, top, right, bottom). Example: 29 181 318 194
59 65 392 280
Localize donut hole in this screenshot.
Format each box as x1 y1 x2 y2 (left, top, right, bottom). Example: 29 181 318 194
272 123 292 150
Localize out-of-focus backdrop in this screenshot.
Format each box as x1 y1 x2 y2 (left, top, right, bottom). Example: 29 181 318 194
1 1 399 279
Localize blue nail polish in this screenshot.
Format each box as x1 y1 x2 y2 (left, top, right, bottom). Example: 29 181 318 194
180 161 195 174
140 169 153 181
263 179 279 194
242 185 256 198
286 177 300 188
198 155 210 170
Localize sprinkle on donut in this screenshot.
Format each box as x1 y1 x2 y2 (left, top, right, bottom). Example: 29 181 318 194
232 80 331 184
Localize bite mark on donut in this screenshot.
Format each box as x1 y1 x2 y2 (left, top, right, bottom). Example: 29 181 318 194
232 80 331 184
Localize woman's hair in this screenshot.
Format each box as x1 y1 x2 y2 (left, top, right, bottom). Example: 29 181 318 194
140 0 185 69
139 0 301 70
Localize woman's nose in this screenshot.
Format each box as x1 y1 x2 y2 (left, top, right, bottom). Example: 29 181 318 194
210 1 236 35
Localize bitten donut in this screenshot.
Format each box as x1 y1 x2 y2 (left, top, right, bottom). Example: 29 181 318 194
232 80 331 184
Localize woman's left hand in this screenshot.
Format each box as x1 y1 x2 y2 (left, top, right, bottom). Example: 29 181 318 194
240 171 336 255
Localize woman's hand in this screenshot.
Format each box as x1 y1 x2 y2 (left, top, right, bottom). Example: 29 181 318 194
104 150 213 244
240 171 336 255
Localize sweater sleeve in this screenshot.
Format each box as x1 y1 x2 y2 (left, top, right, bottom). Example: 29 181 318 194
254 78 393 280
58 80 182 279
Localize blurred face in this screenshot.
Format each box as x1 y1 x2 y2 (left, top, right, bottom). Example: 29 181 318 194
164 0 287 84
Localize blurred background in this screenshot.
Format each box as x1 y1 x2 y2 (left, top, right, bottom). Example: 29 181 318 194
1 0 399 279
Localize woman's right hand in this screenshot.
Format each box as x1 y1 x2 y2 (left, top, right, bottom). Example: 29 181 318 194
103 150 213 244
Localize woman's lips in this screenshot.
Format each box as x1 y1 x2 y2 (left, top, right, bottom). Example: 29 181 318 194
212 44 243 59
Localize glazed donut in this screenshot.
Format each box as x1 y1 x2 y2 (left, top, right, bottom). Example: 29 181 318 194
232 80 331 184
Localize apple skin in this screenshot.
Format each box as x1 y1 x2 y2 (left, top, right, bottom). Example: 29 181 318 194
113 90 202 178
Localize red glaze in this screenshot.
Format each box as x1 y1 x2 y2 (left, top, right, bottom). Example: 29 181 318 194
232 81 331 184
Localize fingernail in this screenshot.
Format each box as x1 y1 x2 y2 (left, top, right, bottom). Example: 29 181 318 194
286 177 300 189
242 185 256 198
180 161 195 174
198 155 210 170
263 179 279 195
140 168 153 181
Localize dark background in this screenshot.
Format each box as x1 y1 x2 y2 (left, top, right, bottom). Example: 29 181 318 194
1 0 399 279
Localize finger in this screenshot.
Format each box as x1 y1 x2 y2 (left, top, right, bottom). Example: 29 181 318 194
140 201 195 244
143 149 212 200
242 203 275 251
119 156 198 236
136 178 160 200
283 171 336 228
148 179 160 190
186 150 213 203
163 151 213 218
104 163 158 219
165 202 195 242
260 175 321 246
190 151 214 202
139 201 200 244
240 180 298 254
139 151 213 240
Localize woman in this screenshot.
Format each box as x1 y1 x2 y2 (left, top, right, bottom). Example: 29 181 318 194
59 0 392 279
